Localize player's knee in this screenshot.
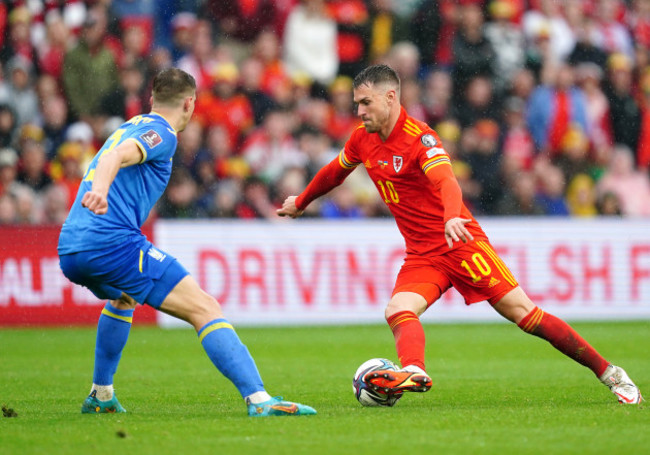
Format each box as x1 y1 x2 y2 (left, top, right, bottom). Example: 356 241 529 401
191 292 223 323
112 293 138 310
385 293 427 320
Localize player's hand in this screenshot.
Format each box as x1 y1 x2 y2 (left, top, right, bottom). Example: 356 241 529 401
276 196 304 218
444 217 474 248
81 190 108 215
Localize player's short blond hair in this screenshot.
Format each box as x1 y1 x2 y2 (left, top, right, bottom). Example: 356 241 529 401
152 68 196 106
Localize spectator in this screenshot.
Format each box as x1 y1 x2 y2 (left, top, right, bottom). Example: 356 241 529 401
99 65 148 120
386 41 421 82
452 2 496 100
591 0 634 60
568 15 609 69
5 55 39 127
500 96 536 173
13 184 39 224
210 180 241 218
534 163 570 216
527 62 589 156
294 124 337 180
637 66 650 169
193 62 255 150
603 53 642 154
628 0 650 50
242 108 305 184
326 76 357 147
203 0 278 63
157 167 205 218
169 12 198 63
566 173 598 217
436 119 462 160
119 19 152 71
553 126 597 185
422 70 453 125
41 183 69 224
452 75 501 128
326 0 369 78
508 67 537 101
253 30 290 100
37 10 71 81
0 192 17 224
522 0 575 63
283 0 338 86
40 95 69 160
401 78 426 121
239 57 276 125
409 0 443 68
62 121 97 171
62 5 118 120
575 62 612 160
596 145 650 216
320 184 364 218
174 120 204 173
203 124 244 181
16 125 52 194
485 0 526 93
0 103 18 149
596 191 623 216
367 0 409 64
462 119 503 215
0 147 21 196
51 142 84 210
176 19 217 93
0 6 37 66
235 175 276 219
496 171 546 216
273 166 308 209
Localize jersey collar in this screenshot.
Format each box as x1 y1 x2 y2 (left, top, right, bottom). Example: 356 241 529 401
149 111 177 135
382 107 408 144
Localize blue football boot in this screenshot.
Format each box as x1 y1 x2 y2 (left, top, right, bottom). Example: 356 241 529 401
246 396 316 417
81 390 127 414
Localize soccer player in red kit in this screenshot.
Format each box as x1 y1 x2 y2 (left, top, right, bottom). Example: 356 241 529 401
277 64 643 404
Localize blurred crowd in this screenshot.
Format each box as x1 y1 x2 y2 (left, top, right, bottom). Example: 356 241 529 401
2 0 650 225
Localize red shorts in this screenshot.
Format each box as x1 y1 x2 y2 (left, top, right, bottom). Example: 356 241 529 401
392 239 518 306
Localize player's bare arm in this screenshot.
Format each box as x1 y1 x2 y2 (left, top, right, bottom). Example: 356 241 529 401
82 140 143 215
277 196 304 218
444 217 474 248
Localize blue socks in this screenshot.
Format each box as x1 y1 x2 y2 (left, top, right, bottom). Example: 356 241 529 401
198 318 264 397
93 302 134 385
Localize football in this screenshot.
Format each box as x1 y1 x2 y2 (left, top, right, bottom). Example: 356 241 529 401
352 358 403 407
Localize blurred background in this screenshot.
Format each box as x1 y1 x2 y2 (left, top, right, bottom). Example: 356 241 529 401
1 0 650 223
2 0 650 326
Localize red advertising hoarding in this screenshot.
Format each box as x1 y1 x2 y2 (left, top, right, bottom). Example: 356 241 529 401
0 226 156 326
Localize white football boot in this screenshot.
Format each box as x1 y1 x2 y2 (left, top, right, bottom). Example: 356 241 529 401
599 365 643 404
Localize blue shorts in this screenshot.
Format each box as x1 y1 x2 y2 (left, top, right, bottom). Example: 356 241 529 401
59 240 189 308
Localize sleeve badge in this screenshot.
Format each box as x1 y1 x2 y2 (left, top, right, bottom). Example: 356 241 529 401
140 129 163 148
420 134 437 148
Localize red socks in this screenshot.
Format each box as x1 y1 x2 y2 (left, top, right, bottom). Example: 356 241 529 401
387 311 425 370
518 307 609 377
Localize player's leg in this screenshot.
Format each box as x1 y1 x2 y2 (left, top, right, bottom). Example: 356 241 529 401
156 272 316 416
59 251 134 413
365 262 451 394
492 287 643 404
82 292 137 413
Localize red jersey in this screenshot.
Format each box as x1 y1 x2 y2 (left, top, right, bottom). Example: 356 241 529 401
297 107 487 257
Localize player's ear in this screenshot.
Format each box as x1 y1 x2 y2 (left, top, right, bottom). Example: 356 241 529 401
183 96 193 112
385 88 396 105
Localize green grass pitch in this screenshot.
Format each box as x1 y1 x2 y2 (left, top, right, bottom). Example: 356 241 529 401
1 321 648 454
